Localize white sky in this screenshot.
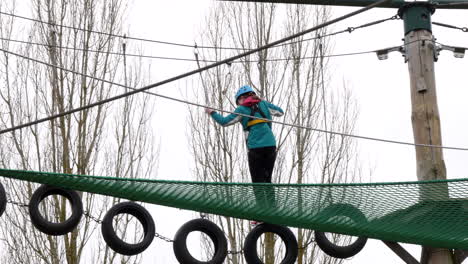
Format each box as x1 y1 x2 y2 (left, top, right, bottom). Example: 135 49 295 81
5 0 468 263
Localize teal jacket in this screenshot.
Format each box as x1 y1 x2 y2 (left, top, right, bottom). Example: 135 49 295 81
210 101 284 149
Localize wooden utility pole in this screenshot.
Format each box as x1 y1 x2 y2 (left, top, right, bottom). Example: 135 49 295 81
399 2 452 264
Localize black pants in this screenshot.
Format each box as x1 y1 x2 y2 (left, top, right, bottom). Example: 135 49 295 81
248 146 277 207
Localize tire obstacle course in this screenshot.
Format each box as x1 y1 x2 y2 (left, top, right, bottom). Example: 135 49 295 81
0 168 467 263
5 185 367 263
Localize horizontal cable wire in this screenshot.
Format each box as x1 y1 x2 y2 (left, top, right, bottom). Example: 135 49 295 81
0 10 398 50
433 21 468 32
0 11 201 49
433 2 468 8
2 43 468 151
0 36 381 62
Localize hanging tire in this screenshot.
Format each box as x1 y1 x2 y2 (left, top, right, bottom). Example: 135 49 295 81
0 182 6 217
314 203 368 259
173 218 227 264
28 184 83 236
243 223 298 264
101 201 155 256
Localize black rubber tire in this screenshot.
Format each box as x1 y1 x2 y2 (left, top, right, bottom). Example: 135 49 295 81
0 182 6 217
101 201 155 256
28 185 83 236
173 218 227 264
314 203 368 259
243 223 298 264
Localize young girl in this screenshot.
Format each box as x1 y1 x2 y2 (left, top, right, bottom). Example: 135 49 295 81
205 85 284 221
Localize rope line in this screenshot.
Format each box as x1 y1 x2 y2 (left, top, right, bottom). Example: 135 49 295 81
0 11 200 49
433 21 468 32
433 2 468 8
0 0 391 136
2 41 468 151
0 36 384 62
0 10 398 50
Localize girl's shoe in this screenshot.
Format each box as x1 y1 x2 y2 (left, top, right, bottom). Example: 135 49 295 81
250 220 263 226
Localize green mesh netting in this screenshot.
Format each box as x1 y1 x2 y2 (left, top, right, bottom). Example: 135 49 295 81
0 168 467 249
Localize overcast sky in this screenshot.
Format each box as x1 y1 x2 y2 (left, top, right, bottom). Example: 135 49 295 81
5 0 468 263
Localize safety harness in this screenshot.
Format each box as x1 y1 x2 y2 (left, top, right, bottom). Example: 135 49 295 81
246 104 269 130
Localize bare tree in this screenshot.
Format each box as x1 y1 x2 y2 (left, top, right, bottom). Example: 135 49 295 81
0 0 157 263
188 2 361 264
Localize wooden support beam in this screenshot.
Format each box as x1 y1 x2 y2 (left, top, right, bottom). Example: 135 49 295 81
453 250 468 264
383 241 420 264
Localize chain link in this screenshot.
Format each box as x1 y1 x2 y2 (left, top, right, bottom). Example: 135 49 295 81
83 211 102 224
227 249 244 255
298 238 316 250
6 200 319 249
84 211 174 243
154 232 174 243
7 199 28 207
7 199 175 243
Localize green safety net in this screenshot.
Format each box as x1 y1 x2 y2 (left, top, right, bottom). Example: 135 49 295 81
0 168 467 249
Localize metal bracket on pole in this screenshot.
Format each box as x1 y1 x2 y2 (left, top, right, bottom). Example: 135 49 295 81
376 45 405 60
437 44 466 59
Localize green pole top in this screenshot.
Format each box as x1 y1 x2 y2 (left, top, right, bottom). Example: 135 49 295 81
398 2 435 35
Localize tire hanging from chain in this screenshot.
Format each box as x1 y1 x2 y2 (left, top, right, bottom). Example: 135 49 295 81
28 184 83 236
0 182 6 217
173 218 228 264
314 203 368 259
243 223 298 264
101 201 155 256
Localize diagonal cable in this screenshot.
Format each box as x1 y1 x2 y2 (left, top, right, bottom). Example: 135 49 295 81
433 21 468 32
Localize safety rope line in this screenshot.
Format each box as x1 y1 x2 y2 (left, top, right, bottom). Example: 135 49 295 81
433 21 468 32
263 14 399 49
0 36 383 62
0 10 398 51
0 11 200 49
327 15 398 35
432 2 468 8
4 38 467 151
0 0 391 134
